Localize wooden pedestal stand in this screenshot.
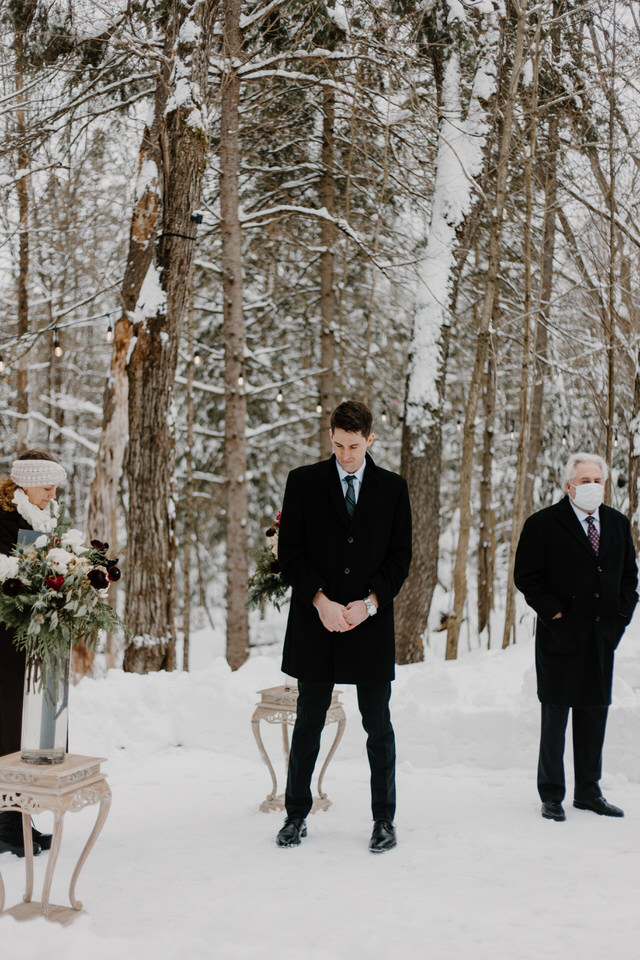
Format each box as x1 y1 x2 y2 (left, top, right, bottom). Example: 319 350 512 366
252 685 346 812
0 753 111 923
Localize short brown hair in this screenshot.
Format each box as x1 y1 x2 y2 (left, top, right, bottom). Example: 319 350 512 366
330 400 373 438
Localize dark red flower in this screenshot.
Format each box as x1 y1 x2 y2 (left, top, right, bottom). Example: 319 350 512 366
265 527 276 538
107 566 121 582
2 578 23 597
275 511 281 527
88 569 108 589
44 575 65 591
90 539 107 552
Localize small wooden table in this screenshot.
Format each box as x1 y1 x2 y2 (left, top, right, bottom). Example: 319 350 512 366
0 753 111 920
252 685 346 812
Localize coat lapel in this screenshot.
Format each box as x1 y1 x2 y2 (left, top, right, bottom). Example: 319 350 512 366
326 456 350 527
554 496 598 559
349 453 377 530
597 505 613 559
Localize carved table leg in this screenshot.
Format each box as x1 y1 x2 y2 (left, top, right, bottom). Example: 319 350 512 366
41 814 64 917
317 713 346 800
0 866 4 912
252 716 278 802
69 792 111 911
21 811 34 904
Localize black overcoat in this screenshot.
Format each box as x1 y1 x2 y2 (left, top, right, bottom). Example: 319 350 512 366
0 506 31 755
279 453 412 683
514 496 638 707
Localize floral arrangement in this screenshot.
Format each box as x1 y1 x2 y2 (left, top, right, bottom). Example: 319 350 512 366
0 503 124 689
247 512 290 611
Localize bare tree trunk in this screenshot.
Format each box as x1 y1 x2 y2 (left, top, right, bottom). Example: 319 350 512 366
604 9 617 487
395 10 503 664
478 340 496 640
85 36 172 673
524 107 558 515
446 4 526 661
123 0 216 674
502 6 541 649
14 24 30 453
319 84 336 456
221 0 249 672
183 294 196 672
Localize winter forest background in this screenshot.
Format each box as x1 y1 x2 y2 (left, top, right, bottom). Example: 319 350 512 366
1 0 639 679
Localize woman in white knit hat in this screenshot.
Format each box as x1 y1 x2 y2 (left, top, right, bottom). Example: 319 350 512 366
0 449 67 858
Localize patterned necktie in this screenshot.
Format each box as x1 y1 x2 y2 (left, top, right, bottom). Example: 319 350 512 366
344 475 357 518
586 515 599 554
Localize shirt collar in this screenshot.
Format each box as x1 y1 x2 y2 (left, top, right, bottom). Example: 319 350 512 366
569 498 600 526
336 457 367 486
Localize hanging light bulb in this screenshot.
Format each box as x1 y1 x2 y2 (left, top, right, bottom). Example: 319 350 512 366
194 346 202 367
277 390 283 403
53 328 63 358
238 363 245 387
456 419 461 432
381 410 387 423
0 354 5 373
316 400 322 414
106 321 113 343
614 430 619 449
510 420 515 440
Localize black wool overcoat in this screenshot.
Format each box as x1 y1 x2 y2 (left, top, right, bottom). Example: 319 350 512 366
514 496 638 707
279 453 412 683
0 506 31 755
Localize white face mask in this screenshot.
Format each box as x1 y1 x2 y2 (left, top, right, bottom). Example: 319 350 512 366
571 482 604 513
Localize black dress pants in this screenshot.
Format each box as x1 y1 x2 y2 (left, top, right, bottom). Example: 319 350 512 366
537 702 608 804
285 679 396 821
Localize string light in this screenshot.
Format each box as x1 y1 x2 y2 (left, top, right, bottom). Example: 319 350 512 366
510 420 515 440
238 363 245 387
316 400 323 414
276 390 283 403
106 321 113 343
614 430 619 449
0 355 4 373
53 328 63 358
562 425 568 446
194 345 202 367
381 409 387 423
456 419 461 432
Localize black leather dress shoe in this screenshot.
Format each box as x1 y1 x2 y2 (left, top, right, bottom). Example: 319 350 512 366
32 826 52 851
0 812 41 858
369 819 397 853
276 816 307 847
573 797 624 817
541 801 566 821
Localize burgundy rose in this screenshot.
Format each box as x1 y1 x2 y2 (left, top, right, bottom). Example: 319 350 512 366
88 568 108 589
2 578 23 597
265 527 276 538
90 539 107 552
44 575 65 591
107 566 121 582
269 559 280 574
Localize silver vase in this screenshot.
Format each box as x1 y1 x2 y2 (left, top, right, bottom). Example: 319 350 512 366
21 647 70 764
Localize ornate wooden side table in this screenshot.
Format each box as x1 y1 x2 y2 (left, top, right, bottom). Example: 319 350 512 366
252 684 346 812
0 753 111 920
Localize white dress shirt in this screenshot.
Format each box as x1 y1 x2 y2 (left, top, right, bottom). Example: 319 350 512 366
336 459 366 504
569 498 601 538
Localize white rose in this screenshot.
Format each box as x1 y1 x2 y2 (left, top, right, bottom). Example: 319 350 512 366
46 547 74 573
34 535 48 548
0 554 19 581
61 528 87 553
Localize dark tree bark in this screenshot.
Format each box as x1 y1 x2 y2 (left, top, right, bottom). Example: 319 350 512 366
123 0 217 674
319 84 336 456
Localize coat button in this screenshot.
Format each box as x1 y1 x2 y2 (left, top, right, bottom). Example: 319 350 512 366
344 567 350 575
594 593 600 598
347 537 354 544
597 566 603 573
595 616 601 622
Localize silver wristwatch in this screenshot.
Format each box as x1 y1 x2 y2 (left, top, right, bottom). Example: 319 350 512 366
363 596 377 617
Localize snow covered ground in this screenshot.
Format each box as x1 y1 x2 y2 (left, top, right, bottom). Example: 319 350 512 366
3 606 640 959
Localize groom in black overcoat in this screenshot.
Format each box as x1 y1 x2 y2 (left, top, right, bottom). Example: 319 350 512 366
515 452 637 822
275 400 412 852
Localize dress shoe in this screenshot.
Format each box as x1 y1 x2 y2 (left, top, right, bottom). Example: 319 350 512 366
573 797 624 817
541 801 566 821
32 825 52 851
276 816 307 847
369 819 397 853
0 812 42 858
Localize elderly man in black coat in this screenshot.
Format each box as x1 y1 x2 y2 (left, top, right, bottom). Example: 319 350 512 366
275 400 412 852
515 452 638 822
